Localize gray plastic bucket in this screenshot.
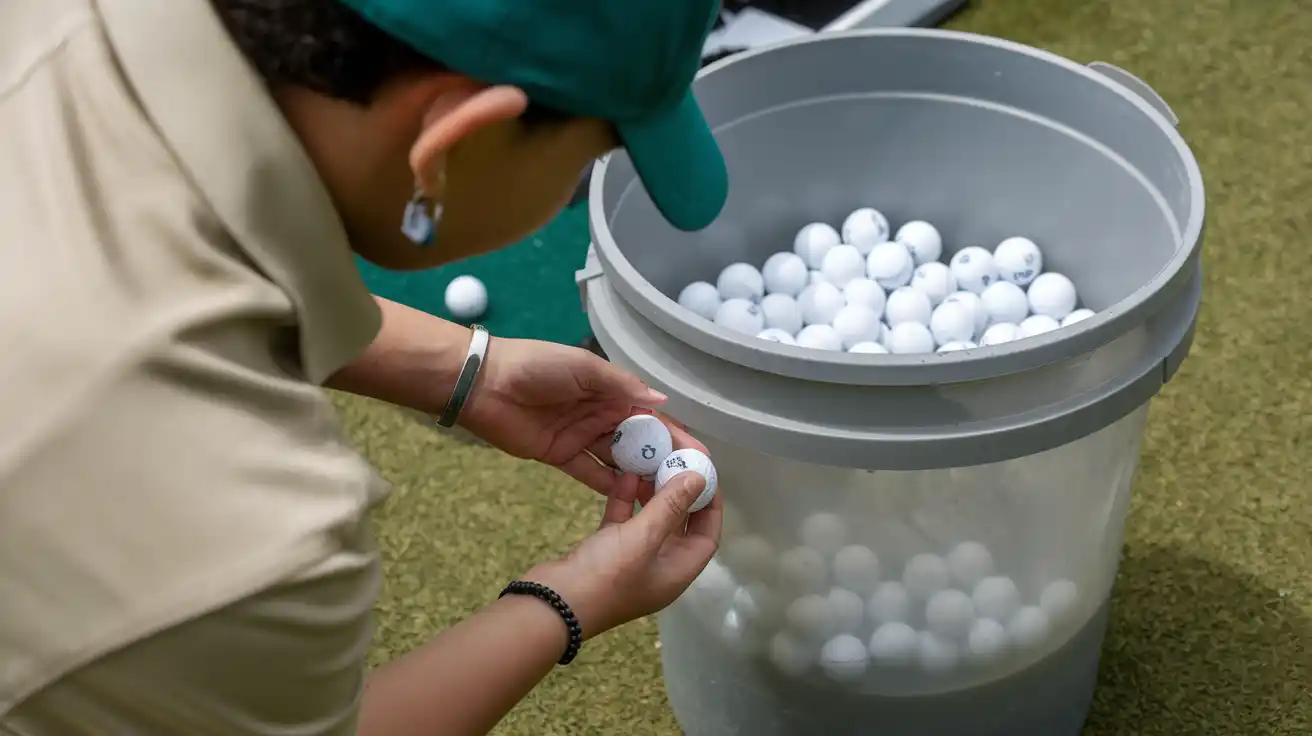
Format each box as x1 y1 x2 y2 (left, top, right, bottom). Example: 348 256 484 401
578 29 1203 736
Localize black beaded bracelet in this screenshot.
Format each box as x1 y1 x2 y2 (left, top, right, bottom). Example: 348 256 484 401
498 581 584 665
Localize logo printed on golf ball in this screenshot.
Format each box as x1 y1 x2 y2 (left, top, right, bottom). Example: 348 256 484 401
609 415 673 477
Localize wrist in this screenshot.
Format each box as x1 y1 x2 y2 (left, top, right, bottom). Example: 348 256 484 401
523 561 608 642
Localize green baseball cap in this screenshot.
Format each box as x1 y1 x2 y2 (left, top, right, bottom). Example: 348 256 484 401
339 0 729 232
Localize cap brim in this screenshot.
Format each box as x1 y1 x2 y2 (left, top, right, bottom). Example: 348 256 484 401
616 92 728 232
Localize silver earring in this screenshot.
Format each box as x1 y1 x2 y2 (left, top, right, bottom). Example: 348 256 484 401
401 188 443 247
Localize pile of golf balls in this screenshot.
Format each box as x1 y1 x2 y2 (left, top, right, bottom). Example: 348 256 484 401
686 508 1084 686
610 415 718 513
675 210 1097 355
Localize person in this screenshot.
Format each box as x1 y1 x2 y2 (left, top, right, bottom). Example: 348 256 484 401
0 0 731 733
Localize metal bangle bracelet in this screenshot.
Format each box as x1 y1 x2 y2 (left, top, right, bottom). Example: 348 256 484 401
436 325 490 428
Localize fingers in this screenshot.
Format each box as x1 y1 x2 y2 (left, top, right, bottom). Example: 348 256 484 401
683 487 723 541
633 471 707 546
577 355 668 409
600 473 640 528
558 452 619 496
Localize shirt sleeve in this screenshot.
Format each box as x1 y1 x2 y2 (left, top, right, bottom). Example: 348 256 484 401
0 539 381 736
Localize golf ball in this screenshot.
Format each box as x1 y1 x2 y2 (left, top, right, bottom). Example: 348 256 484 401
866 241 915 290
445 275 488 320
798 282 846 326
820 634 870 681
832 305 882 350
885 287 933 327
794 223 842 269
1027 272 1078 320
842 278 887 314
760 293 804 335
796 324 844 351
678 281 722 321
948 246 999 294
868 581 913 625
895 220 943 265
821 244 867 288
980 281 1030 325
972 576 1022 622
869 622 919 667
714 298 764 336
654 448 718 513
994 237 1043 286
842 208 891 254
609 414 673 477
887 322 935 354
910 261 958 306
757 328 797 345
762 251 810 297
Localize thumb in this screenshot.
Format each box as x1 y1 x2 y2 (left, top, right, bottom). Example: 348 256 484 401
634 471 707 545
577 354 667 407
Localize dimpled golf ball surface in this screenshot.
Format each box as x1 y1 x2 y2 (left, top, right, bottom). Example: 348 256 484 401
869 622 919 667
943 291 988 339
798 282 846 326
981 281 1030 325
757 328 796 345
714 299 764 336
979 322 1020 347
884 287 933 327
948 246 999 294
821 244 867 288
762 252 809 296
947 542 996 589
868 581 913 625
1028 272 1079 320
833 545 881 594
1008 606 1052 650
866 241 915 290
895 220 943 265
609 415 672 477
930 300 976 346
919 631 961 673
770 631 815 677
911 261 957 306
716 263 765 302
678 281 721 321
444 275 488 320
973 576 1022 622
926 589 976 640
994 236 1044 286
796 324 844 352
760 293 803 335
820 634 870 681
850 341 889 354
904 554 951 600
842 278 886 314
654 448 718 513
841 208 891 254
887 322 935 354
794 223 841 269
967 618 1009 663
832 305 881 350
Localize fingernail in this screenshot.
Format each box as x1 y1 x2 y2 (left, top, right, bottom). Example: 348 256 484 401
647 388 669 402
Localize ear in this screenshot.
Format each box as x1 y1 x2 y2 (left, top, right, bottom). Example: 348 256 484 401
409 85 529 182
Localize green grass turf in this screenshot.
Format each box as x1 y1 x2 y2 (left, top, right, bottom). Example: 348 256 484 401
340 0 1312 732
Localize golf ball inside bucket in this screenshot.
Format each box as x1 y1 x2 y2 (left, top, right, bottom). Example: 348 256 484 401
655 449 718 513
610 415 673 477
841 208 890 254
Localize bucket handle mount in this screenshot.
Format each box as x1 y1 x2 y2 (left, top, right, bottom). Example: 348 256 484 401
1087 61 1179 128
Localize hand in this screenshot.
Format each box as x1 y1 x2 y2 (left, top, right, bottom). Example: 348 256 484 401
460 337 707 498
525 471 722 640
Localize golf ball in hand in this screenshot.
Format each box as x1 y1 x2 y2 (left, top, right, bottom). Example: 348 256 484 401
655 448 718 513
610 415 673 477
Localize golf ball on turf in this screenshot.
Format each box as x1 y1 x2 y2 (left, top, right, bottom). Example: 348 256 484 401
1062 308 1096 327
1027 272 1079 320
843 278 887 314
919 631 962 673
760 293 804 334
972 576 1022 622
1019 314 1061 338
895 220 943 265
798 282 846 326
445 275 488 320
831 305 882 350
887 322 935 354
936 341 977 353
796 324 843 351
994 237 1044 286
979 322 1020 347
885 287 933 327
757 328 796 345
655 449 718 513
820 634 870 681
714 299 764 336
866 241 915 290
967 618 1009 663
833 545 881 594
778 546 830 595
609 415 673 477
762 252 809 296
869 622 919 667
841 208 891 254
868 581 914 625
821 244 867 288
930 300 976 346
946 542 996 589
850 341 889 354
678 281 722 321
980 281 1030 325
911 261 958 306
904 553 952 600
926 589 977 641
1007 606 1052 650
717 263 765 302
948 246 999 294
770 631 816 677
794 223 841 269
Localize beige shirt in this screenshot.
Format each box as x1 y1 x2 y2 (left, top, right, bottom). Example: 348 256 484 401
1 0 391 732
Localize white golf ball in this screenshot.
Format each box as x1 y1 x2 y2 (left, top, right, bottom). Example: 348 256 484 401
980 281 1030 325
757 328 797 345
778 546 829 595
946 542 996 590
654 448 718 513
444 275 488 320
866 241 915 290
677 281 722 321
936 341 977 353
972 576 1022 622
926 589 977 641
796 324 844 352
842 278 887 314
833 545 881 594
929 300 976 346
948 246 1000 294
904 554 952 600
1062 308 1096 327
869 622 919 668
762 252 810 297
609 415 673 477
714 298 765 336
979 322 1020 347
794 223 842 269
884 287 933 327
769 631 816 677
850 341 890 354
820 634 870 682
760 293 804 335
1019 314 1061 338
686 558 737 622
910 262 957 307
799 512 849 556
942 291 988 339
993 237 1044 286
734 582 784 630
809 270 828 286
919 631 961 673
886 322 935 354
867 581 913 625
720 535 778 583
716 263 765 302
718 607 767 656
967 618 1009 663
1027 272 1078 320
821 244 867 288
786 594 838 642
831 305 882 350
798 282 846 326
1007 606 1052 650
828 587 866 634
895 220 943 265
841 208 891 254
1039 579 1080 624
878 321 894 346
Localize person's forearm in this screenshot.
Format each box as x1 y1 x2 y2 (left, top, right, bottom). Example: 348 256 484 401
357 594 570 736
325 297 469 415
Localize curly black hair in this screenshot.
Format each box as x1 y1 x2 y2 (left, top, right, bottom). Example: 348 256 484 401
209 0 569 127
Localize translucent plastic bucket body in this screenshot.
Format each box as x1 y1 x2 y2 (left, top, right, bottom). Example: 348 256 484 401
578 29 1204 736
